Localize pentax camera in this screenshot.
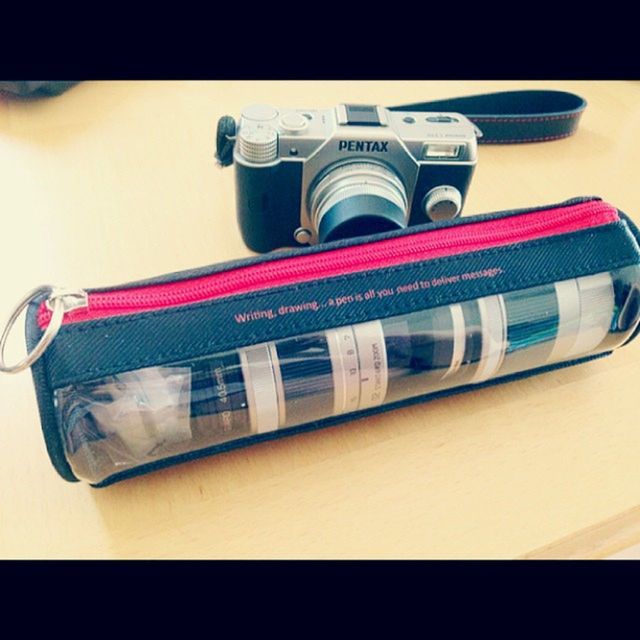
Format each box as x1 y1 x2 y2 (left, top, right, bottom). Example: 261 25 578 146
217 103 480 252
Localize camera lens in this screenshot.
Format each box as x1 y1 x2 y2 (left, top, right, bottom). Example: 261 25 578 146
239 342 284 433
308 162 409 243
324 322 389 414
384 305 461 402
500 283 559 376
186 275 615 443
550 272 614 361
64 267 639 485
277 334 334 426
190 351 251 442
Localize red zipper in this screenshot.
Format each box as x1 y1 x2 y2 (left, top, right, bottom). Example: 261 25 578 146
37 200 619 329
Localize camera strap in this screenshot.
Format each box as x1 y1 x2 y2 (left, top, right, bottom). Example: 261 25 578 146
216 90 587 166
390 90 586 144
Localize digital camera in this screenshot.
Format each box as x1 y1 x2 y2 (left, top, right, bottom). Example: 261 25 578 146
220 103 480 252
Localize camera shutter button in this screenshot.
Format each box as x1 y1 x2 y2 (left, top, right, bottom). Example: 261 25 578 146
279 112 308 133
423 186 462 222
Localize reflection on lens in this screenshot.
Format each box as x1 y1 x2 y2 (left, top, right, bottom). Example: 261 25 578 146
308 162 409 243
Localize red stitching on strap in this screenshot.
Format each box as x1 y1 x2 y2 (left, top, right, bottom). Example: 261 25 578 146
479 132 573 144
472 114 575 123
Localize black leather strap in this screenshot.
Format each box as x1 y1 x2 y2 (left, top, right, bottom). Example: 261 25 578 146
217 90 587 163
390 90 587 144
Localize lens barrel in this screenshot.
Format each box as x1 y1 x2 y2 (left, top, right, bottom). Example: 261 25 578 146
62 267 640 484
187 272 624 444
309 162 409 243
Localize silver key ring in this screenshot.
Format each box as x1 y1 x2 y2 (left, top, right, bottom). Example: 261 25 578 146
0 286 64 374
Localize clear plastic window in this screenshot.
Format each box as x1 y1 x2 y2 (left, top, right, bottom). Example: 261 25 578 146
55 266 640 483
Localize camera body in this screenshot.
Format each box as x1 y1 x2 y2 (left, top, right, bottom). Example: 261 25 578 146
232 103 479 252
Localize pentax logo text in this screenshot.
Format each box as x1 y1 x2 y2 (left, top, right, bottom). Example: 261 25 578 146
338 140 389 152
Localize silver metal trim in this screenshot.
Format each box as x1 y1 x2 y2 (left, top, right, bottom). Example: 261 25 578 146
444 303 466 379
0 286 87 374
568 273 615 358
375 106 389 126
353 320 388 409
326 325 360 414
472 295 507 383
293 227 312 244
239 343 280 433
308 161 409 238
268 342 287 428
336 104 348 125
549 279 582 362
237 126 279 164
422 185 463 222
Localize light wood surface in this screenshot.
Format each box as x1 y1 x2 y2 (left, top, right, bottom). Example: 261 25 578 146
523 503 640 559
1 80 639 559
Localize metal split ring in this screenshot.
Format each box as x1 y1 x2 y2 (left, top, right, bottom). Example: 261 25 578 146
0 286 64 374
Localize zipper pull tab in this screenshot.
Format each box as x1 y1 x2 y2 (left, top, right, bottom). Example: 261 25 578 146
46 288 89 314
0 286 88 374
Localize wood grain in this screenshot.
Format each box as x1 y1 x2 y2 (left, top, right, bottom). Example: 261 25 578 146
1 81 639 558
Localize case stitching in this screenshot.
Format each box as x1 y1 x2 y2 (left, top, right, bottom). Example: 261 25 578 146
53 225 632 336
49 253 640 384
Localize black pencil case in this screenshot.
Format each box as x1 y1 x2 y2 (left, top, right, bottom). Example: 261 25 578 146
20 196 640 486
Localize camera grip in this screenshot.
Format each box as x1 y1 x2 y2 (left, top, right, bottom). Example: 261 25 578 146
235 161 303 252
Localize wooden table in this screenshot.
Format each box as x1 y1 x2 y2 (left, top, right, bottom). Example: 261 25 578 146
1 80 639 559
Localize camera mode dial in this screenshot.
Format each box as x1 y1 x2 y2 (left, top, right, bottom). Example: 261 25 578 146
237 126 278 164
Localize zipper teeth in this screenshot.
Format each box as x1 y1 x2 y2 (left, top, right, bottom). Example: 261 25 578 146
37 200 617 328
92 201 611 309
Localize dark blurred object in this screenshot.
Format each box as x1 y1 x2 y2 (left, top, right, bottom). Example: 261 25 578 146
0 81 79 98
